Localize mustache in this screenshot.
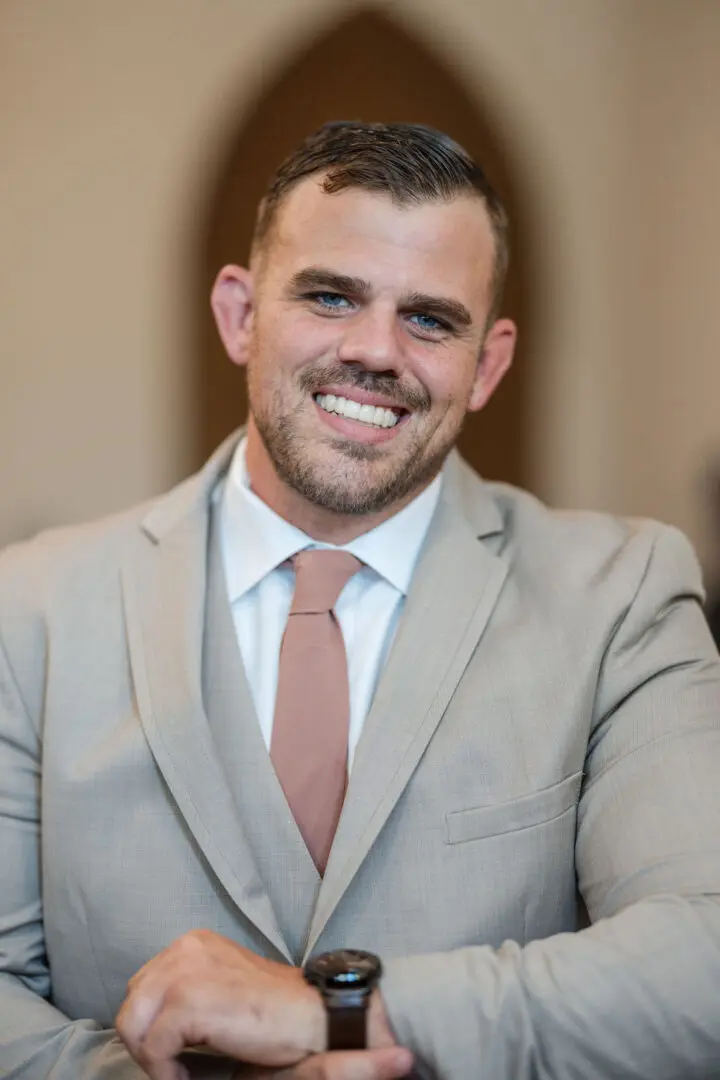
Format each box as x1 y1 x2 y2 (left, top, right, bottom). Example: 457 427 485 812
298 364 431 413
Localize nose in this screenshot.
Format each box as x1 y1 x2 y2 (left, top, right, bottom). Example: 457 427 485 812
336 305 402 374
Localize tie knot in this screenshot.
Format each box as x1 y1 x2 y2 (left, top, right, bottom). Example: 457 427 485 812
290 549 362 615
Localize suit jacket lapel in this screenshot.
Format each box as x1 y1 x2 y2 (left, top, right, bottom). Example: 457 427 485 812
121 433 292 962
305 460 508 958
203 494 321 961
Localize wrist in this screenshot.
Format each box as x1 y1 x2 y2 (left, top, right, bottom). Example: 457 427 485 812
303 949 384 1052
298 973 328 1056
367 989 398 1050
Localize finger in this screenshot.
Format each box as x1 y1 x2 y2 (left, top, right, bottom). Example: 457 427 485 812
116 985 167 1068
134 1004 196 1080
293 1047 414 1080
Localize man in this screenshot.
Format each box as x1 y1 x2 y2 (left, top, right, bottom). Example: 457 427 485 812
1 122 719 1080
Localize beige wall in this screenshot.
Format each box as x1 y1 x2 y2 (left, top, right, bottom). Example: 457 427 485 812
613 1 720 576
1 0 719 577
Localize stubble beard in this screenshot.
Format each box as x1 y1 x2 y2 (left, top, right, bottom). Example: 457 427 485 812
248 369 463 516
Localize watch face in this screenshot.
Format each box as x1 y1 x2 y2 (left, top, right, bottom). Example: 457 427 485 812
305 949 382 991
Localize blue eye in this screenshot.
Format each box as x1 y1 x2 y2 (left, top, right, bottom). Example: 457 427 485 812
313 292 350 309
410 313 444 331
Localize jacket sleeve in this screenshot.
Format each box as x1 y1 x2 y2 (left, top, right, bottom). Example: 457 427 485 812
380 523 720 1079
0 628 233 1080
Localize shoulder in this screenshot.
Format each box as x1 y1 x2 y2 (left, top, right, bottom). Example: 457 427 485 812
0 496 157 620
486 478 704 604
0 497 166 727
0 431 239 621
445 452 704 605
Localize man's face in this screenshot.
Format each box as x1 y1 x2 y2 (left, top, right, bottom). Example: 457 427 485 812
233 179 513 516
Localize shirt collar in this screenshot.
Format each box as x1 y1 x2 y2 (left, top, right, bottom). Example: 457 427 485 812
221 436 442 601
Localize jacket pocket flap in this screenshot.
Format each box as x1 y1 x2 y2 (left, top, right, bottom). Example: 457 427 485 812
446 770 583 845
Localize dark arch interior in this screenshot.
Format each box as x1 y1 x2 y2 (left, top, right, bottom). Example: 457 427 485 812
193 7 536 490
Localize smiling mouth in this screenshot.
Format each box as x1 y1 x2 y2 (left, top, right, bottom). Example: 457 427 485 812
314 393 408 430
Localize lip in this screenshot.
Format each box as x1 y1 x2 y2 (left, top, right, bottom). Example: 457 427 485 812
314 385 409 413
313 398 408 444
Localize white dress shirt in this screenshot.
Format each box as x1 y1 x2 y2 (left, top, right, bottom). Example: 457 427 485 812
219 437 442 769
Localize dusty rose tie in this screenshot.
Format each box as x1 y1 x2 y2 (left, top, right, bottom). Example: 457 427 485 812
270 549 362 874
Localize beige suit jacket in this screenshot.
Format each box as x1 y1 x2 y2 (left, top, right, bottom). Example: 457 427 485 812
1 431 720 1079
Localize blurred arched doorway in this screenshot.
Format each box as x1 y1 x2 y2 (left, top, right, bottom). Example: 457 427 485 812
193 7 536 489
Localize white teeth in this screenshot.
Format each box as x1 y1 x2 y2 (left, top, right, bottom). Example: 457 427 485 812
316 394 401 429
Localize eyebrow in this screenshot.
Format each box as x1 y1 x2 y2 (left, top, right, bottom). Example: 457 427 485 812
402 291 472 330
289 267 372 299
287 266 473 330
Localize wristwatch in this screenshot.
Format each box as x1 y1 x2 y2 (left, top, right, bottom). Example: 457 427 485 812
303 949 383 1050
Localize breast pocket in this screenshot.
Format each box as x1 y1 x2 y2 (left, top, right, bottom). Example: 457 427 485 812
446 771 583 845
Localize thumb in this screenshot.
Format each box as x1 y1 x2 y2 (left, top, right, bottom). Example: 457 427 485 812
295 1047 414 1080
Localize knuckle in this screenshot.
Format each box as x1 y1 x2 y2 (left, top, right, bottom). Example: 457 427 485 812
185 927 213 944
172 928 214 960
178 981 198 1007
176 930 200 951
162 980 192 1011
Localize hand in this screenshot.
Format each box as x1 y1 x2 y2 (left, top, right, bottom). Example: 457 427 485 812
232 1046 414 1080
116 929 325 1080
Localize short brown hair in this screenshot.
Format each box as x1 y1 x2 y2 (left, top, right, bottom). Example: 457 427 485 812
251 121 510 322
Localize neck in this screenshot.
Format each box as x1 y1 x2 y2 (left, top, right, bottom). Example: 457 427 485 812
244 423 427 544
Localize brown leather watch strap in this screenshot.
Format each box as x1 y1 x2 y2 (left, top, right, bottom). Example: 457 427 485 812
326 1003 368 1050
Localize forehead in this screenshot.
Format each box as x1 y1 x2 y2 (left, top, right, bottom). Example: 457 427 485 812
266 177 496 300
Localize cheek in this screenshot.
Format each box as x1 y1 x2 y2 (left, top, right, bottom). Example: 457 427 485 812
414 351 478 413
259 309 338 369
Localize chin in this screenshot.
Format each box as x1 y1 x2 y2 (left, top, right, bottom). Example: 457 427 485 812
295 462 415 517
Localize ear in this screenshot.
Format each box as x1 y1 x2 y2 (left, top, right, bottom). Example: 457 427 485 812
467 318 517 412
210 265 255 367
